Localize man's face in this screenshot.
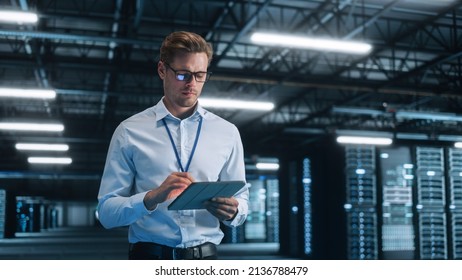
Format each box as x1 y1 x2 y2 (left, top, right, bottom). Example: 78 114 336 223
158 52 209 117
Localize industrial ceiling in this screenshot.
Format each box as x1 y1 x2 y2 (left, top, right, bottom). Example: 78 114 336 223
0 0 461 200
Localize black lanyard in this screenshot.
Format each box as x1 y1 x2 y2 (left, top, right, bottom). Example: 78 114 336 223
162 116 203 172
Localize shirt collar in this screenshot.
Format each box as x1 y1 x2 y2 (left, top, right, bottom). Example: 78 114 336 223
154 97 207 121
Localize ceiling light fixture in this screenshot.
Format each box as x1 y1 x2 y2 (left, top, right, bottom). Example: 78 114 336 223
15 143 69 151
27 157 72 165
395 133 429 140
0 122 64 132
395 111 462 122
250 32 372 55
336 136 393 145
256 162 280 171
336 129 394 138
333 106 462 122
199 98 274 111
455 142 462 148
0 88 56 99
331 106 386 117
0 11 38 24
437 135 462 142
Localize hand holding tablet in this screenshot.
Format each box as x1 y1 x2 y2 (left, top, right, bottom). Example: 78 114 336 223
167 181 246 210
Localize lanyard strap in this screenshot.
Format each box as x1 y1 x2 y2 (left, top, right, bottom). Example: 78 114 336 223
162 116 203 172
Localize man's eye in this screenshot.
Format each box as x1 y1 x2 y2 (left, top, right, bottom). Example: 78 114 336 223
196 73 206 79
177 73 191 81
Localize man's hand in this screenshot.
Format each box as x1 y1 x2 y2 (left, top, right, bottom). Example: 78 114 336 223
143 172 194 210
203 197 239 221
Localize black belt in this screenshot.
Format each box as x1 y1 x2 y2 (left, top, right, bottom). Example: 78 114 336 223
129 242 217 260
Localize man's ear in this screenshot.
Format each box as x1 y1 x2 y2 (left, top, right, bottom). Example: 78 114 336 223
158 61 166 80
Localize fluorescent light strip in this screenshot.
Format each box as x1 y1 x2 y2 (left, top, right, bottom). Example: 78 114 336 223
333 107 462 122
332 106 385 116
28 157 72 165
16 143 69 151
0 88 56 99
336 129 394 139
396 111 462 122
256 163 280 170
455 142 462 148
0 11 38 24
199 98 274 111
336 136 393 145
250 32 372 55
0 122 64 132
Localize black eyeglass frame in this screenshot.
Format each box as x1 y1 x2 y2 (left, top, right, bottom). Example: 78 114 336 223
163 62 212 83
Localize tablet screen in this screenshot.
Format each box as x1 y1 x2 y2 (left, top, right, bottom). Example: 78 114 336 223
167 181 246 210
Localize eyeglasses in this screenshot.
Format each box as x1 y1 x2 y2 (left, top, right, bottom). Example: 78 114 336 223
164 62 212 83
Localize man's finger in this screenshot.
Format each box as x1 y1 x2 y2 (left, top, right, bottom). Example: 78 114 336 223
172 172 195 182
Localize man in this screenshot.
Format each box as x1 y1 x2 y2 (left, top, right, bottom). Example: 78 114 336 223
97 31 249 260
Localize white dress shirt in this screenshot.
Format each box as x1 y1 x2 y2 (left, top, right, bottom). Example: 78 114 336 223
97 98 249 248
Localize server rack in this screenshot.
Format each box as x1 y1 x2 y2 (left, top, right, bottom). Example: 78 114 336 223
222 224 245 243
415 147 447 259
379 147 415 259
0 189 5 238
302 158 312 255
245 179 267 241
344 144 462 259
344 145 378 259
448 148 462 259
16 196 44 233
266 178 280 243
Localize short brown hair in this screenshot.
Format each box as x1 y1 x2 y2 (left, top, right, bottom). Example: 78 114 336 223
160 31 213 65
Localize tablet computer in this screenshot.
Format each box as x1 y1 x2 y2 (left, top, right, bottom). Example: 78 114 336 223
167 180 246 210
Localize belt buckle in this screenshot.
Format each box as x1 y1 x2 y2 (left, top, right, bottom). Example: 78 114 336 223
192 246 201 259
173 248 183 260
173 246 201 260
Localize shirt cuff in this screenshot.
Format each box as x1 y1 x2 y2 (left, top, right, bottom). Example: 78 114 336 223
222 206 246 227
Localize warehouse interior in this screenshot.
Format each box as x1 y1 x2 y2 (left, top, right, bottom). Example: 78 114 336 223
0 0 462 260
